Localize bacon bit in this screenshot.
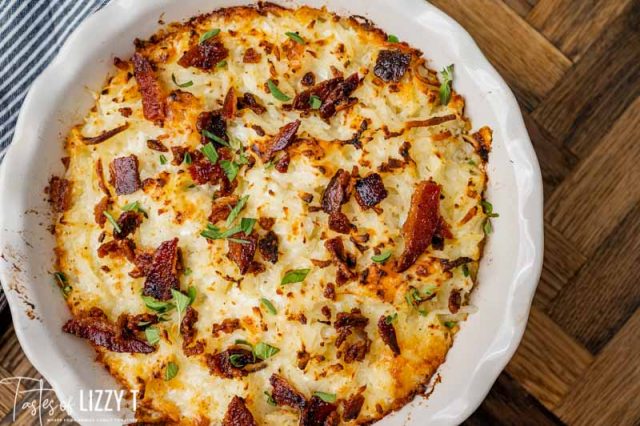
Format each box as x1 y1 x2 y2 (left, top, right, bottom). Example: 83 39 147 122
301 71 316 86
377 315 401 355
178 39 229 70
334 309 371 363
118 107 132 117
354 173 387 209
146 139 168 152
269 374 307 409
440 257 473 272
325 237 356 285
255 120 301 161
396 181 441 272
243 47 262 64
227 232 258 274
292 73 361 119
181 306 205 356
171 146 188 165
222 87 237 120
209 196 239 223
143 238 180 301
123 313 158 333
223 396 257 426
472 126 493 162
129 249 153 278
449 290 462 314
342 393 365 421
47 176 71 213
377 157 405 173
459 206 478 226
300 396 339 426
113 211 142 240
94 196 110 227
258 231 279 263
212 318 241 337
237 93 267 115
373 50 411 82
251 124 266 136
94 159 111 196
321 169 351 214
109 155 141 195
132 53 166 123
298 348 311 370
343 119 368 149
328 212 352 234
258 217 275 230
406 114 457 129
82 123 129 145
62 308 154 353
323 282 336 300
274 152 290 173
197 110 228 144
207 348 257 378
189 150 225 185
113 57 129 70
97 239 136 262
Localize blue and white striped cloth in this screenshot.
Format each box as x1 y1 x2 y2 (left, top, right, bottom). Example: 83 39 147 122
0 0 110 159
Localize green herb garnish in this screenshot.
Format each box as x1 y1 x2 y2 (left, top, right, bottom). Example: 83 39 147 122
171 73 193 88
444 321 457 329
387 34 399 43
253 342 280 360
260 298 277 315
141 295 174 313
309 95 322 110
171 289 192 320
267 79 290 101
484 219 493 234
187 286 197 304
240 217 256 234
264 391 276 406
229 354 246 368
201 142 219 164
313 392 336 403
371 250 392 264
202 129 230 147
462 264 470 277
439 64 454 105
285 31 305 44
216 60 227 68
281 268 311 285
480 200 499 218
220 159 239 181
164 362 179 381
226 195 249 227
199 28 220 44
103 211 121 233
122 200 147 217
145 327 160 345
384 313 398 324
159 154 168 165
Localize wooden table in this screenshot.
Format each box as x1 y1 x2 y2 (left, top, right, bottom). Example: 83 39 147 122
0 0 639 424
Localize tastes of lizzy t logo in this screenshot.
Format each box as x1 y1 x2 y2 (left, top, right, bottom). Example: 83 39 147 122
0 376 138 424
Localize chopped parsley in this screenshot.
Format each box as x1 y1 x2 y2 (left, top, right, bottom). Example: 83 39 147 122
171 73 193 88
141 295 174 313
371 250 392 263
199 28 220 44
145 327 160 345
313 392 336 403
159 154 168 165
281 268 311 285
462 264 470 277
309 95 322 110
103 211 121 233
260 298 277 315
171 289 191 320
267 79 290 101
285 31 305 44
164 362 179 381
201 142 218 164
253 342 280 360
216 60 227 68
481 200 499 218
387 34 399 43
484 220 493 234
439 64 454 105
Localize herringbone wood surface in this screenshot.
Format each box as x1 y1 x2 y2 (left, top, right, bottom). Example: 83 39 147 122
0 0 639 424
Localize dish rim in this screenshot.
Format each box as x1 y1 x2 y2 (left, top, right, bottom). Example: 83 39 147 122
0 0 544 424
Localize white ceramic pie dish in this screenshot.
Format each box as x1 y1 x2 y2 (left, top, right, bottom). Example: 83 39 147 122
0 0 543 424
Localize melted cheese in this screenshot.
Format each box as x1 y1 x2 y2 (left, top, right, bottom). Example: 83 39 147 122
55 5 490 425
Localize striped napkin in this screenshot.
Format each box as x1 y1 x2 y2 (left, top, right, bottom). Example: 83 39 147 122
0 0 110 327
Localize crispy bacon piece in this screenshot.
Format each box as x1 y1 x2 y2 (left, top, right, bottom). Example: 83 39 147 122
82 123 129 145
328 212 352 234
129 248 154 278
237 93 266 115
97 238 136 262
406 114 457 129
94 196 109 227
335 309 369 329
124 313 158 332
48 176 71 213
373 50 411 82
179 39 229 70
222 88 237 120
110 155 141 195
269 374 307 409
258 230 279 263
324 237 356 285
440 256 473 272
377 315 400 355
342 393 365 421
292 73 361 119
449 290 462 314
95 159 110 196
207 348 257 378
256 120 301 161
243 47 262 64
209 196 239 223
354 173 387 209
132 53 166 123
396 181 441 272
227 232 258 274
321 169 351 214
188 150 225 185
146 139 168 152
197 110 228 145
113 211 142 240
343 119 368 149
258 217 275 230
301 71 316 86
334 309 371 364
143 238 180 301
181 306 204 356
223 396 257 426
62 308 154 353
274 152 290 173
300 396 339 426
212 318 241 337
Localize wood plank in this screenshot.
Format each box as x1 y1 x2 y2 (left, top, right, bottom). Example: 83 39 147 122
0 327 39 384
545 96 640 255
501 0 536 18
0 364 26 418
530 3 640 157
527 0 636 60
429 0 571 110
505 306 593 410
555 309 640 425
549 202 640 353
